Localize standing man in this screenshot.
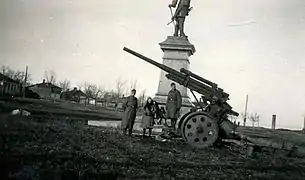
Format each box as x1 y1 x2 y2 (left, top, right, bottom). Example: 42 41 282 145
121 89 138 136
166 83 182 131
169 0 192 37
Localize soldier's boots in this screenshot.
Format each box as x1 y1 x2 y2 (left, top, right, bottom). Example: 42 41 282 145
173 31 187 37
128 129 132 136
174 23 179 36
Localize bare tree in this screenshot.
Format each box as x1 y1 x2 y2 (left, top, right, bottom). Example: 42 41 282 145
115 77 127 98
228 115 238 123
249 112 260 127
44 69 57 84
58 79 71 92
240 112 248 126
128 79 138 93
82 82 91 105
82 82 105 106
1 65 32 85
138 89 147 107
89 84 105 107
76 83 84 91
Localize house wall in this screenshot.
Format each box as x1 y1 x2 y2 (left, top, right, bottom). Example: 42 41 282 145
74 96 87 104
79 98 86 104
50 93 60 99
0 81 21 96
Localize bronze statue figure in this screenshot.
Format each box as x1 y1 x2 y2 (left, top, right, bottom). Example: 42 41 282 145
168 0 192 37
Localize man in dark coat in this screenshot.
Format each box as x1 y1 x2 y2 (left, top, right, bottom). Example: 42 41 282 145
166 83 182 130
121 89 138 136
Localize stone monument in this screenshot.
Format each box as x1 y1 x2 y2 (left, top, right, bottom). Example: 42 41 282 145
153 0 195 115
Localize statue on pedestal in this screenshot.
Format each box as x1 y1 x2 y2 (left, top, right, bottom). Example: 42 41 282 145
168 0 192 37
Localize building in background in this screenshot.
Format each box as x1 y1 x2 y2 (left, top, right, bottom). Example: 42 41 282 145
0 73 22 97
60 87 87 104
28 79 62 100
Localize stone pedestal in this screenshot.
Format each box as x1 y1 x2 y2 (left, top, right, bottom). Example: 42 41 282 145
153 36 196 115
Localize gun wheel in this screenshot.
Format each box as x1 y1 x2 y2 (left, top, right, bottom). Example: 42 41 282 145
181 112 219 149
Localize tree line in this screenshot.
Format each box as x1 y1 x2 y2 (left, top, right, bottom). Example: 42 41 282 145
1 66 148 107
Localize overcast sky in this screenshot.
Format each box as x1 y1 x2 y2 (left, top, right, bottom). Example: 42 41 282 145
1 0 305 129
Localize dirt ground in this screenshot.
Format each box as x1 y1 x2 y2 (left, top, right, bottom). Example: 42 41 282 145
1 115 305 180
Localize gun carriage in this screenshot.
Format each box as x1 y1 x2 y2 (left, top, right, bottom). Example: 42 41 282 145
123 47 240 149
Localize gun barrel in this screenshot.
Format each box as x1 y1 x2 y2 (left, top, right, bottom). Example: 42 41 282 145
230 111 239 117
123 47 229 99
123 47 177 74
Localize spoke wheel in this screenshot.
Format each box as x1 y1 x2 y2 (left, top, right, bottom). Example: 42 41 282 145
181 112 219 149
176 111 192 136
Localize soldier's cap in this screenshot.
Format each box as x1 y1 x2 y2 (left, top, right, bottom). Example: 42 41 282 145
170 83 176 86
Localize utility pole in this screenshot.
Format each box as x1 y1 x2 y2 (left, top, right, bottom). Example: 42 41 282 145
23 66 28 98
303 116 305 133
243 94 248 126
271 114 276 129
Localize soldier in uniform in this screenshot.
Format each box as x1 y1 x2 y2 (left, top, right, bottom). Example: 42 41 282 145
121 89 138 136
169 0 192 37
166 83 182 131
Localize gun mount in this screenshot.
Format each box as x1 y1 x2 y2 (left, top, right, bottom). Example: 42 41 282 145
123 47 239 148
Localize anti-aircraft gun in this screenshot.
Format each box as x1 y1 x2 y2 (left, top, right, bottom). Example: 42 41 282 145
123 47 240 149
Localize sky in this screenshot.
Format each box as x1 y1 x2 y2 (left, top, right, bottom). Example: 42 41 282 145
1 0 305 129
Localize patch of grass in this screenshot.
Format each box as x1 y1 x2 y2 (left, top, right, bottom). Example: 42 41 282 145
1 115 305 179
0 97 122 120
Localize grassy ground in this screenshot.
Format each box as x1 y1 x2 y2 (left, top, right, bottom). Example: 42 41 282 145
1 98 305 179
0 97 122 120
1 115 305 180
236 126 305 147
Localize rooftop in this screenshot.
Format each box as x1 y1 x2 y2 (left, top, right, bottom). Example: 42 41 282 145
0 73 21 84
27 79 61 89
